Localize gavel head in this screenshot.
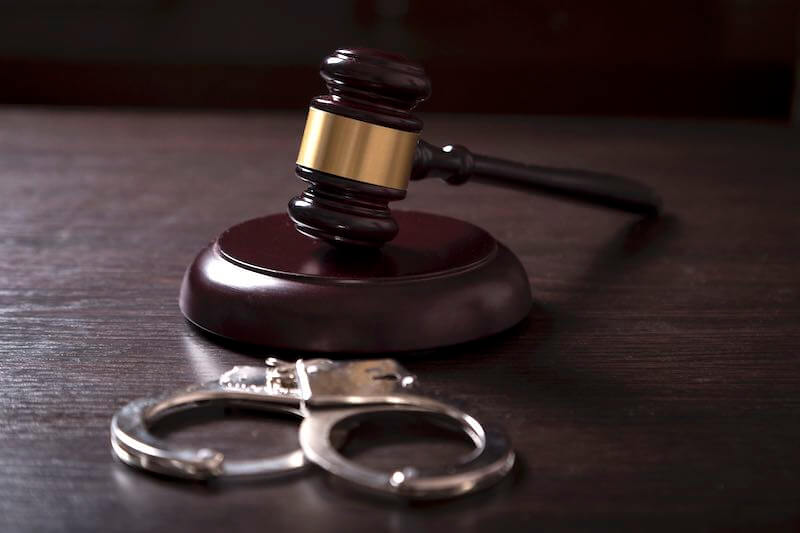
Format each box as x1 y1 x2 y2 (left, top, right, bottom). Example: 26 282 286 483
288 48 431 248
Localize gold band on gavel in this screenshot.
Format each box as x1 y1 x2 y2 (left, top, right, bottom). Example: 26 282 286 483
295 107 419 190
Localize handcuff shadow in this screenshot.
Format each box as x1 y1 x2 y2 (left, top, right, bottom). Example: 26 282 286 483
110 459 310 493
110 444 523 507
313 469 520 510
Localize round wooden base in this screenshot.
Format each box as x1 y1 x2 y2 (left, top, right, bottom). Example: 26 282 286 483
179 211 531 353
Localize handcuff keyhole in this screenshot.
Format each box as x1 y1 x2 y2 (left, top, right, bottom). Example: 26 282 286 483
369 371 415 387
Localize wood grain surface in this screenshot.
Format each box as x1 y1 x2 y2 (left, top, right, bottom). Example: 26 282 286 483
1 109 799 532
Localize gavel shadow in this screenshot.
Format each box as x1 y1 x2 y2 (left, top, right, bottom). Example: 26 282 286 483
404 213 682 404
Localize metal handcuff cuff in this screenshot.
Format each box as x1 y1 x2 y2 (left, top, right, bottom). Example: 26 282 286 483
110 358 515 499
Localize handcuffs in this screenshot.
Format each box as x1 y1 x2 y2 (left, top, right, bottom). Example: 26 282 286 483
111 358 515 499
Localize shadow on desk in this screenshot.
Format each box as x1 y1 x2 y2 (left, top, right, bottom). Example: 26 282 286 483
403 213 684 418
186 213 681 366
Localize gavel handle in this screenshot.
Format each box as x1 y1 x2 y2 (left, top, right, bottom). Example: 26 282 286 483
411 140 661 216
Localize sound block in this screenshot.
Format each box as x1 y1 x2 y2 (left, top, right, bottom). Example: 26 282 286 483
179 211 531 353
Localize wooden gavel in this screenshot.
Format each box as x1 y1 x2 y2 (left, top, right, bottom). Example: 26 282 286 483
289 48 661 248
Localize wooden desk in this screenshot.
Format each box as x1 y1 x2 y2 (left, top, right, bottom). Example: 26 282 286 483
1 109 798 532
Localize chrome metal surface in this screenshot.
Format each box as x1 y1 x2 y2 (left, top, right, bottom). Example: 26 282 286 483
110 359 306 480
295 358 516 499
110 358 515 498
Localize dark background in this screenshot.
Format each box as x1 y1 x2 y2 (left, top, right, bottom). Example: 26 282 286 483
3 3 800 532
0 0 797 119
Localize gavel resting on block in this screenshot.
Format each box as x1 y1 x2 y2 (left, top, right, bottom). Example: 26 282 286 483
178 47 662 353
289 48 661 248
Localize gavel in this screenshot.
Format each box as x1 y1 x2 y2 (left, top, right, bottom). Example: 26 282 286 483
289 48 661 248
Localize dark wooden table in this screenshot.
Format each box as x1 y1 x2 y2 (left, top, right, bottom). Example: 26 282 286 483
1 108 799 532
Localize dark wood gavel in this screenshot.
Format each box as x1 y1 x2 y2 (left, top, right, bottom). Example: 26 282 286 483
289 48 661 248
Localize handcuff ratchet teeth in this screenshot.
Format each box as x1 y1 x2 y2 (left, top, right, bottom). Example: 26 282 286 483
110 358 515 499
